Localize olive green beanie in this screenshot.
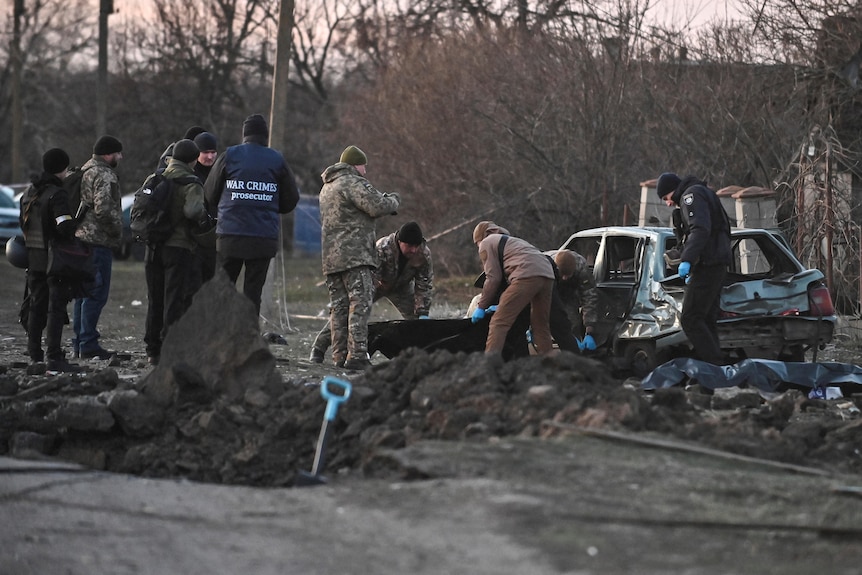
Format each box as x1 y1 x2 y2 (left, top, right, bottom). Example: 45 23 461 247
340 145 368 166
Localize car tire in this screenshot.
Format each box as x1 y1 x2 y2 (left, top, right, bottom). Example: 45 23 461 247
624 341 658 378
778 345 805 362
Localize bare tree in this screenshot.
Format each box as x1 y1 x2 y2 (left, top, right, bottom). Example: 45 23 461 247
0 0 95 180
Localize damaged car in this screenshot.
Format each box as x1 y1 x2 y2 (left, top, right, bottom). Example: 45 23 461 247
559 226 836 375
368 226 835 377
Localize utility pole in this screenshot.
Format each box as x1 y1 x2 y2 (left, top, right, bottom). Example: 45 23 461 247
269 0 296 253
269 0 295 151
11 0 24 182
97 0 114 137
260 0 295 332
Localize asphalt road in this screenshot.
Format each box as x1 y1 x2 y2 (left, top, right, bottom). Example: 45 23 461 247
3 432 862 575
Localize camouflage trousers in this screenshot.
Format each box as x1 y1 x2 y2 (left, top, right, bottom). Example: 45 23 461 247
312 285 417 355
325 265 375 364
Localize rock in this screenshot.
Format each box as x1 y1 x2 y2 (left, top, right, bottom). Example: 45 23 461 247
105 390 165 437
139 269 283 406
9 431 55 457
48 397 115 432
711 387 763 410
0 374 18 396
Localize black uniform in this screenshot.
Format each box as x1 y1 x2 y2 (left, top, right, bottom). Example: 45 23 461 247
18 174 78 363
673 176 732 364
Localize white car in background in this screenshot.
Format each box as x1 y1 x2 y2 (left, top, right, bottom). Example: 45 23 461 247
0 185 22 243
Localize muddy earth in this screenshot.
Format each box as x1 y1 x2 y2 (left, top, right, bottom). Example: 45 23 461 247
2 256 862 574
2 257 861 485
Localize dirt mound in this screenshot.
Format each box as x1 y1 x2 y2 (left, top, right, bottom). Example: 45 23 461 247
4 347 860 487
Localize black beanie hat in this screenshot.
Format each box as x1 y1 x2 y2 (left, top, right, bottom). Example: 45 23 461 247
172 139 200 163
183 126 207 140
656 172 681 200
42 148 70 175
242 114 269 138
93 135 123 155
397 221 424 246
194 131 218 152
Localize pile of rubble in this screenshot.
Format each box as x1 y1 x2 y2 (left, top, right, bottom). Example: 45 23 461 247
1 273 860 486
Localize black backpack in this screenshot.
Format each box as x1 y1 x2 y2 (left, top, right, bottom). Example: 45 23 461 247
62 166 92 218
130 173 199 244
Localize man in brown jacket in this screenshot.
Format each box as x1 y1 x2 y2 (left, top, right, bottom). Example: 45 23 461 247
471 221 556 355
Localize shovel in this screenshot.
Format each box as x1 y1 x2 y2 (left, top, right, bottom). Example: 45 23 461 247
295 376 352 487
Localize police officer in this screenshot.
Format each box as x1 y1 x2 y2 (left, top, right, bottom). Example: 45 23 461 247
204 114 300 315
656 172 732 364
19 148 81 372
319 145 401 370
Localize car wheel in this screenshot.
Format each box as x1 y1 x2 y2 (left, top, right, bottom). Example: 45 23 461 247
778 345 805 362
624 341 657 378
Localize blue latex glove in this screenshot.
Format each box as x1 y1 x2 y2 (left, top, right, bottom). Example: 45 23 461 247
582 334 597 350
487 305 498 313
678 261 691 283
526 329 533 343
576 338 585 351
471 308 486 323
418 315 430 319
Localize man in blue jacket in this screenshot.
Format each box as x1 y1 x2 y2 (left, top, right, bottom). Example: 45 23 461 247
657 172 732 365
204 114 300 315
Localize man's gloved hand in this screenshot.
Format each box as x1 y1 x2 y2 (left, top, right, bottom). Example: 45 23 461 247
418 315 430 319
471 308 486 323
487 305 498 313
582 334 597 350
678 261 691 283
526 329 533 343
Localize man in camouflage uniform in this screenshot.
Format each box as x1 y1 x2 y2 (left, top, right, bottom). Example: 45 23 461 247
73 135 124 360
310 221 432 364
548 249 599 353
319 145 401 370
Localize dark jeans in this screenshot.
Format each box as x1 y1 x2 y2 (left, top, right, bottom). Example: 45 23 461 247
73 245 113 354
27 268 73 362
681 263 727 364
145 245 194 357
220 255 271 316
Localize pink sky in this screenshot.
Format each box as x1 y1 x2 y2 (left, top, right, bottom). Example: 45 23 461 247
655 0 745 28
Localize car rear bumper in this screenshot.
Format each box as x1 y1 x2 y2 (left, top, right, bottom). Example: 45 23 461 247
718 315 836 352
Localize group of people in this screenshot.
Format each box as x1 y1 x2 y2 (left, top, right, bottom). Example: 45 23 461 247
308 144 604 369
19 119 730 372
19 113 301 371
18 136 125 372
468 171 731 364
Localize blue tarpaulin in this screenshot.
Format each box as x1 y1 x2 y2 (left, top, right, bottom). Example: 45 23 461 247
641 358 862 394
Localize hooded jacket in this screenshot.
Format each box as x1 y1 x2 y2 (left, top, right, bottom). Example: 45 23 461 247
474 221 555 310
319 163 401 275
161 159 207 250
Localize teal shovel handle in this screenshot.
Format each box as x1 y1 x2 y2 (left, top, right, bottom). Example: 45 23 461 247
321 376 352 421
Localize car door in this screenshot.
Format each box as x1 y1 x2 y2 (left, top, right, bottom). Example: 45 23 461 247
562 232 644 345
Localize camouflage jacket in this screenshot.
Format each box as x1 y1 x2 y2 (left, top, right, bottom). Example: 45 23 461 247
75 156 123 249
551 249 599 329
375 232 433 316
319 163 401 275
